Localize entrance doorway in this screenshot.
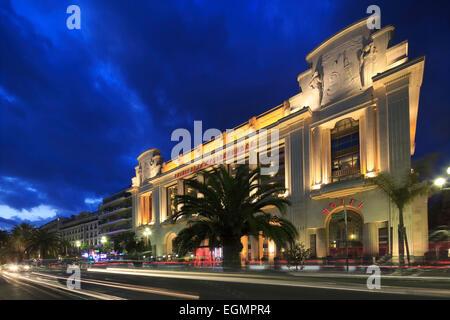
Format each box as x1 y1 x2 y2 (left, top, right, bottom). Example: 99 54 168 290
327 209 363 257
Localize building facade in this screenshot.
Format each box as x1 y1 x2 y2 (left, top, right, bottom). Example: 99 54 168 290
98 189 133 239
41 212 99 247
59 212 99 247
40 188 132 249
130 20 428 262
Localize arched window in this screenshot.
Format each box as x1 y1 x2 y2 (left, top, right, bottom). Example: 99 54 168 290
331 118 360 182
165 232 177 255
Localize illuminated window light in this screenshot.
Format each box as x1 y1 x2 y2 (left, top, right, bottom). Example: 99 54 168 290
365 171 377 178
311 184 321 190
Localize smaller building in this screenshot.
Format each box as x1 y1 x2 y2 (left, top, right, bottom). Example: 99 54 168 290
40 188 133 249
98 189 133 240
59 211 99 247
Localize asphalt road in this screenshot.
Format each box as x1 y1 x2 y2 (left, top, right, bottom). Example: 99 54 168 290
1 268 449 300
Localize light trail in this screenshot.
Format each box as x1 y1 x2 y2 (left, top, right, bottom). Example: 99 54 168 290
31 272 199 300
2 271 125 300
86 268 450 298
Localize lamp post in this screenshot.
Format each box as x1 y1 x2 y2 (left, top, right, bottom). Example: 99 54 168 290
433 166 450 190
434 177 446 188
143 227 152 253
75 240 81 266
343 201 349 272
101 236 107 250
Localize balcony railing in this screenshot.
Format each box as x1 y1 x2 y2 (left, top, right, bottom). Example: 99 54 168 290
99 217 131 227
332 166 360 178
100 206 130 217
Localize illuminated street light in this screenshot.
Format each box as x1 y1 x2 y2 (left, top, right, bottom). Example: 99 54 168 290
434 177 446 187
75 240 81 248
447 167 450 175
143 227 152 248
101 236 107 244
143 227 152 237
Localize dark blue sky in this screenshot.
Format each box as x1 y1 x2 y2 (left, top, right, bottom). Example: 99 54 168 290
0 0 449 228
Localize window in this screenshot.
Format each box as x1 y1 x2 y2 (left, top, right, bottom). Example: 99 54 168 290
184 180 198 198
378 227 388 256
260 143 286 195
140 193 152 225
166 184 178 217
310 234 317 258
331 118 360 182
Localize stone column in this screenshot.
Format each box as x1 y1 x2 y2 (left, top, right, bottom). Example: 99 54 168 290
131 188 139 232
365 106 377 174
359 113 367 175
311 127 322 185
321 128 331 185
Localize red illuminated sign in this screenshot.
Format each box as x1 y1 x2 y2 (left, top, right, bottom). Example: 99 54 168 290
321 198 364 215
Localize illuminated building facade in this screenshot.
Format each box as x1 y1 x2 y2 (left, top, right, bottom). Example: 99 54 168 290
130 19 427 263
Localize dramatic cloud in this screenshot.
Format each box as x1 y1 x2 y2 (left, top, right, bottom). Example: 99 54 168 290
0 0 448 226
0 204 57 222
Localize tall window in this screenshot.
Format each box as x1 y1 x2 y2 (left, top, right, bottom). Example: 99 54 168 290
166 184 177 217
331 118 360 182
260 143 286 195
184 179 198 198
140 193 152 225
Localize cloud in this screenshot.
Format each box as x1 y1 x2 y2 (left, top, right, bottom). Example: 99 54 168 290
0 204 57 222
84 197 102 205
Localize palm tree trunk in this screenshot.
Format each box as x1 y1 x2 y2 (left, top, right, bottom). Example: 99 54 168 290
403 226 411 265
398 207 405 266
222 238 243 271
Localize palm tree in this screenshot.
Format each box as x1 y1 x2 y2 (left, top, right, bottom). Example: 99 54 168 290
26 229 61 260
0 230 8 247
170 165 298 269
112 231 146 255
10 223 34 261
59 239 73 257
0 231 11 264
368 171 429 265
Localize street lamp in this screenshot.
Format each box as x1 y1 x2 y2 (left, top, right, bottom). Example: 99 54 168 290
101 236 107 244
75 240 81 265
143 227 152 248
434 177 446 188
447 167 450 175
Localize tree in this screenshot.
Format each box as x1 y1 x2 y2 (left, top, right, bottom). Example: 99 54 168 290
0 230 8 247
9 223 34 261
368 172 429 265
286 243 311 270
111 232 147 255
59 239 73 257
26 229 60 260
171 165 298 270
0 231 11 264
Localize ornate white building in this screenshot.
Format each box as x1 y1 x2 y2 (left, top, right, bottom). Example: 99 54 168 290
129 19 427 263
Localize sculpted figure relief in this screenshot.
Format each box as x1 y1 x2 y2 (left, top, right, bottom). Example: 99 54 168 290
282 100 291 116
359 42 377 87
132 165 142 187
309 70 323 107
136 149 163 183
149 154 163 178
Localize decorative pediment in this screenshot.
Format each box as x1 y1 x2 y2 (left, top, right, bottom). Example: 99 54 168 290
132 148 163 186
296 20 398 110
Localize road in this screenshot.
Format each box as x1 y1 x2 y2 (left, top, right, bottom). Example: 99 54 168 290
1 267 449 300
